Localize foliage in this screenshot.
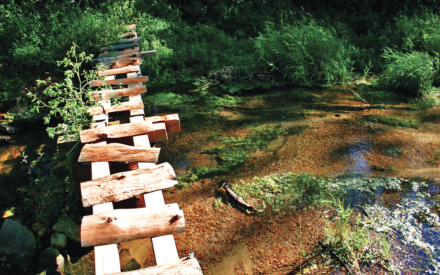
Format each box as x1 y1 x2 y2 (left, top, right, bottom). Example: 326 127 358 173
231 172 328 212
16 150 78 228
0 0 130 102
362 114 421 129
26 45 101 140
380 47 439 95
323 196 399 273
254 19 354 86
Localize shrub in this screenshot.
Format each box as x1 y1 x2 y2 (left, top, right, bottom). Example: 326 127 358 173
254 19 354 86
380 48 439 95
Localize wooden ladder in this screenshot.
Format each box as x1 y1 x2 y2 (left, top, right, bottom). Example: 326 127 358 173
77 24 203 275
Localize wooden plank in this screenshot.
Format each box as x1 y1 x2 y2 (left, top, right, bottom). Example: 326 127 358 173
91 141 121 275
101 43 138 52
91 76 147 87
130 109 145 117
99 48 140 58
81 163 178 207
90 86 146 101
88 100 144 116
145 114 181 133
80 120 157 143
140 50 157 58
106 258 203 275
98 65 140 77
80 207 185 247
78 143 160 162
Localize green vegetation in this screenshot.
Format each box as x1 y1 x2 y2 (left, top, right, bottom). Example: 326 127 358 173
192 124 306 177
363 114 421 129
372 166 396 172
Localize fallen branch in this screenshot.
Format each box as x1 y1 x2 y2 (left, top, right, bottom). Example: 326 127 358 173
222 180 254 209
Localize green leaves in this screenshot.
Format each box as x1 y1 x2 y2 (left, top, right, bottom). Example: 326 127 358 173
26 44 101 140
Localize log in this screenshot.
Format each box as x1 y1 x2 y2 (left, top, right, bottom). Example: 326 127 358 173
80 120 160 143
99 48 139 58
147 123 168 143
106 258 203 275
145 114 181 133
98 65 140 77
90 86 146 101
101 43 138 52
91 76 147 87
223 181 254 209
80 207 185 247
87 100 144 116
140 50 157 58
78 143 160 162
91 54 142 65
113 37 142 45
81 162 177 207
107 58 142 69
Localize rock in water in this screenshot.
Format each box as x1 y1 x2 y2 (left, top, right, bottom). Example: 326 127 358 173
52 213 80 243
39 247 64 272
51 233 67 249
0 219 37 264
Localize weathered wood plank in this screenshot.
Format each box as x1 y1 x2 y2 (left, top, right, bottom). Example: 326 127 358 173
145 114 181 133
99 48 139 58
127 24 136 31
106 258 203 275
91 76 147 87
98 65 140 77
80 208 185 247
90 86 146 101
80 120 157 143
78 143 160 162
140 50 157 58
146 123 168 143
92 54 142 65
87 100 144 116
101 43 138 52
81 162 177 207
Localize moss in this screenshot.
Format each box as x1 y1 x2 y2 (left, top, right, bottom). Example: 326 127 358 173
193 124 307 177
372 166 396 172
363 114 421 129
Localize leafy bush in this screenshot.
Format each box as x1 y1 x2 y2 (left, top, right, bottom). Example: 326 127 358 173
380 48 439 95
254 19 354 86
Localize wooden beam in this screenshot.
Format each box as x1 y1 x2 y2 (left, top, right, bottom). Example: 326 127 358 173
90 86 146 101
80 120 159 143
147 123 168 143
91 76 147 87
98 65 140 77
127 24 136 31
99 48 139 58
80 207 185 247
78 143 160 162
88 100 144 116
140 50 157 58
106 258 203 275
81 163 178 207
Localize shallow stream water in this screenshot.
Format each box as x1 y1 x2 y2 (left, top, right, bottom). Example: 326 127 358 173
1 85 439 274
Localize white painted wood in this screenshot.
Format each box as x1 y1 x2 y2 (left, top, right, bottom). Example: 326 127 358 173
91 140 121 275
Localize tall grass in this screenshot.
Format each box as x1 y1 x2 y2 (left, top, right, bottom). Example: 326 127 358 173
254 19 354 86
